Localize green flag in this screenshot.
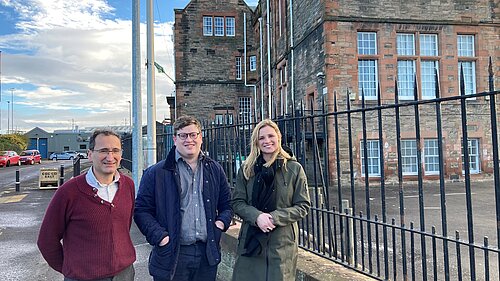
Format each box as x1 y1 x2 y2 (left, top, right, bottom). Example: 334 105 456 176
154 61 165 74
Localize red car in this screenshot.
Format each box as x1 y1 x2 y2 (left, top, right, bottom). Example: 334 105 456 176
0 151 21 167
19 149 42 165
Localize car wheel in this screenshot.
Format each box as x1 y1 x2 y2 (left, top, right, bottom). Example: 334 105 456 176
30 160 35 165
6 161 10 167
18 161 21 166
69 156 74 160
39 159 42 164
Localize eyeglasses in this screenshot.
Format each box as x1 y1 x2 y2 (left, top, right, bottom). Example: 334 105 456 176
93 148 123 156
176 132 200 140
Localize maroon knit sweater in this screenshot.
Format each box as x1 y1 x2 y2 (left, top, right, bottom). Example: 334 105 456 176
37 173 136 280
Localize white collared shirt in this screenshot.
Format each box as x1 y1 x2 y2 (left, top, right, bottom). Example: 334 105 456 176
85 167 120 203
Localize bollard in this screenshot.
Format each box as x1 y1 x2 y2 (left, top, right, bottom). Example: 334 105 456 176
60 164 65 186
15 169 20 192
342 199 355 265
73 157 81 177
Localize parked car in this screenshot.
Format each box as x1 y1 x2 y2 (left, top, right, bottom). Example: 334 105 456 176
19 150 42 165
0 151 21 167
66 150 88 159
49 151 78 161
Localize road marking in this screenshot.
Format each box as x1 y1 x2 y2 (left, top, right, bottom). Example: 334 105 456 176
0 194 28 203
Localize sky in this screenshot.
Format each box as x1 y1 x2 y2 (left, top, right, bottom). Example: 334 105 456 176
0 0 258 133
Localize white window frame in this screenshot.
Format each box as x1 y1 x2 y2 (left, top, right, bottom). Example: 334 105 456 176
401 140 418 175
358 60 378 100
214 17 224 36
239 97 252 124
462 138 480 174
457 35 475 57
458 61 477 98
357 32 377 55
203 16 213 36
249 55 257 71
424 139 440 175
397 60 416 100
397 33 415 56
420 34 438 56
421 61 439 99
226 17 235 37
235 57 242 80
360 140 381 177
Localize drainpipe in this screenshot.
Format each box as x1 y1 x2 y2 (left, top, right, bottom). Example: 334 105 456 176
259 18 264 120
244 13 257 122
289 0 295 115
266 0 272 118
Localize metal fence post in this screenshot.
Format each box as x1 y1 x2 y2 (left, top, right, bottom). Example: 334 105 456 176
59 164 65 186
73 157 81 177
342 199 354 264
15 169 20 192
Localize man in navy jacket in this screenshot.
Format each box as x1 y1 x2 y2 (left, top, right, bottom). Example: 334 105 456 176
134 115 233 281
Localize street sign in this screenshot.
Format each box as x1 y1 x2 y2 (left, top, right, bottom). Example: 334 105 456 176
39 168 59 189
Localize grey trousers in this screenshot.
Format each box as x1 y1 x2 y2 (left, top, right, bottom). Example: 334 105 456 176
64 264 135 281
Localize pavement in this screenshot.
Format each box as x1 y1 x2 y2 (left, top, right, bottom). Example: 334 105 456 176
0 162 373 281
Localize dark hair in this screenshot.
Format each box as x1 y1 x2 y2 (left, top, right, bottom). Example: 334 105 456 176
173 115 202 134
89 129 121 150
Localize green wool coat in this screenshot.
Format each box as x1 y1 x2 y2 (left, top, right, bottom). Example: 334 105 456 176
231 158 311 281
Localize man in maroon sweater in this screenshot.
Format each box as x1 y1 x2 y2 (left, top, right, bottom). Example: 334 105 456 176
37 129 136 281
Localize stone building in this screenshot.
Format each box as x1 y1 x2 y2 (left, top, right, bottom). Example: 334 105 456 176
251 0 499 181
173 0 258 124
174 0 499 181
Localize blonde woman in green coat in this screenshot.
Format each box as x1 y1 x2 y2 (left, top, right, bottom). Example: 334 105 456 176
231 119 311 281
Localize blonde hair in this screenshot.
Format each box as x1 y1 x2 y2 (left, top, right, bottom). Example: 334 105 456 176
243 119 291 179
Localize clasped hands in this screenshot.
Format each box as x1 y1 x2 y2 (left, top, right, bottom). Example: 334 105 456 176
256 213 275 233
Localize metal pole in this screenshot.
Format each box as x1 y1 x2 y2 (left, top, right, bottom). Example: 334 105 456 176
15 169 20 192
127 100 132 130
132 0 143 188
7 100 10 134
266 0 272 118
59 164 65 186
146 0 157 167
9 88 14 133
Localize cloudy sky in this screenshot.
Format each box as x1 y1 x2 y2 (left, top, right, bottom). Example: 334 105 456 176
0 0 258 133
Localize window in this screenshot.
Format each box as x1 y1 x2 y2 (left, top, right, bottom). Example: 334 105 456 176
79 144 87 150
457 35 476 98
214 17 224 36
226 17 235 36
239 97 252 124
215 113 233 125
397 33 415 56
358 60 378 99
397 60 415 99
420 34 438 56
235 57 242 80
357 32 378 100
401 140 418 175
462 138 480 174
249 56 257 71
421 61 439 99
424 139 439 174
360 140 380 176
358 32 377 55
203 16 213 36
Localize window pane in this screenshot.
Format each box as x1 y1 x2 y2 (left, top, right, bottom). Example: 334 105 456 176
361 140 380 176
214 17 224 36
401 140 418 174
239 97 252 124
462 139 480 174
421 61 438 99
249 56 257 71
203 16 213 36
357 32 377 55
458 61 476 96
420 34 438 56
226 17 235 36
457 35 475 57
235 57 242 80
397 33 415 56
358 60 377 98
397 60 415 99
424 139 439 174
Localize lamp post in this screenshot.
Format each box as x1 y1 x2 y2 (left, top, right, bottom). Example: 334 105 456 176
6 100 10 134
9 88 14 133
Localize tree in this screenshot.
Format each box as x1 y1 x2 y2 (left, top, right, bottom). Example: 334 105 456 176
0 134 28 152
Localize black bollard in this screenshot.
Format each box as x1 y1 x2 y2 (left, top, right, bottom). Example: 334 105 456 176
15 169 20 192
73 157 81 177
60 164 65 186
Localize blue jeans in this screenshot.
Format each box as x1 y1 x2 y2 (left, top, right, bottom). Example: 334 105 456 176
64 264 134 281
154 242 217 281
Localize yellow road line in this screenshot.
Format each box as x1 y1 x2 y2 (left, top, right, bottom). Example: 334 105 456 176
0 194 28 203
